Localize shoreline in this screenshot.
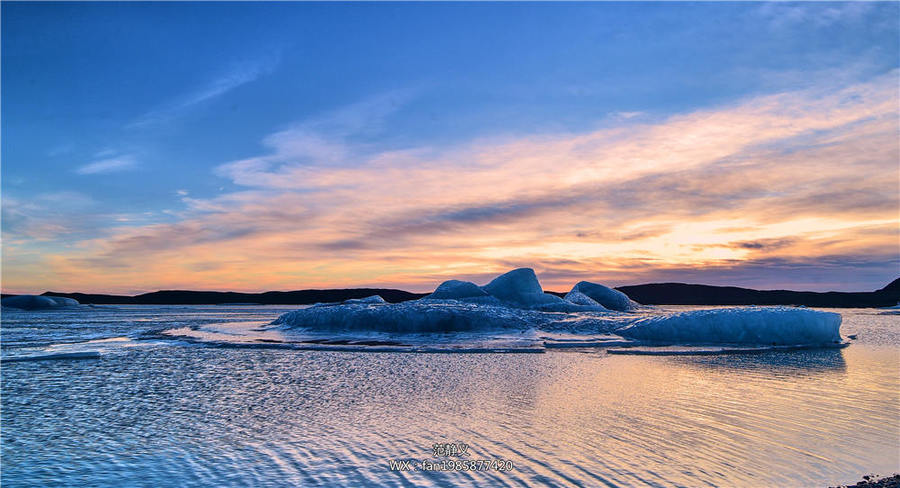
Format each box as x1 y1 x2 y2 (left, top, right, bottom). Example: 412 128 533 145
2 276 898 308
831 474 900 488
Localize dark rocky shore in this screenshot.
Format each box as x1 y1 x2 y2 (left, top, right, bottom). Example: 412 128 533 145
831 474 900 488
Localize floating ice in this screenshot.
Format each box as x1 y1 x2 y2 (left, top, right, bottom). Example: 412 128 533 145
563 290 605 308
569 281 638 311
340 295 386 305
605 343 848 355
616 307 842 345
271 269 844 348
1 295 80 310
1 351 100 362
272 300 552 333
482 268 564 307
426 280 489 300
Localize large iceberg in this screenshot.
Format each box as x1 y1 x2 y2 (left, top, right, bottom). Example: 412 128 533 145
616 307 842 345
270 268 843 347
420 269 608 312
272 299 550 333
1 295 80 310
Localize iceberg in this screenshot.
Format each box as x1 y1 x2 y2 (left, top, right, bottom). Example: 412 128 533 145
481 268 564 307
568 281 638 311
426 280 489 300
1 295 80 310
270 268 843 348
563 290 606 308
616 307 842 345
272 300 550 333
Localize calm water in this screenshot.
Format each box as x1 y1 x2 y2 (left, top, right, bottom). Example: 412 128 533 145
1 305 898 487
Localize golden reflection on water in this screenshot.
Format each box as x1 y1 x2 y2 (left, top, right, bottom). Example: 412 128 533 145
2 307 898 487
483 347 896 487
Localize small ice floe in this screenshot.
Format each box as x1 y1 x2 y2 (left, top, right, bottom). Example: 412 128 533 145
1 351 100 363
567 281 638 311
541 334 638 349
1 295 80 310
426 279 490 300
341 295 387 305
616 306 842 346
606 342 850 356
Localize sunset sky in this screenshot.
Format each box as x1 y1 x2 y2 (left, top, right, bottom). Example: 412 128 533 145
2 2 898 295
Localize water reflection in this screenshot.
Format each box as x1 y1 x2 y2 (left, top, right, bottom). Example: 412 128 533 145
1 307 898 487
674 348 848 374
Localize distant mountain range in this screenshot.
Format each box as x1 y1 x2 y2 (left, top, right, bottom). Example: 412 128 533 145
25 289 428 305
2 278 898 308
614 278 900 308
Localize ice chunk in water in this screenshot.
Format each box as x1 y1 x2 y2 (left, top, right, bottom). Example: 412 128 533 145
271 269 844 348
563 290 607 308
342 295 386 305
1 351 100 362
617 307 842 345
482 268 564 307
426 280 489 300
273 300 548 333
569 281 638 311
1 295 80 310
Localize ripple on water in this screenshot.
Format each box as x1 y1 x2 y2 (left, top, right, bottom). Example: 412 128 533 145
1 307 898 487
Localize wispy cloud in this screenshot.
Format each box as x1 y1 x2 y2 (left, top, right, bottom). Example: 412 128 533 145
3 191 96 240
6 73 898 294
130 54 280 128
215 89 416 187
76 155 138 175
755 2 874 30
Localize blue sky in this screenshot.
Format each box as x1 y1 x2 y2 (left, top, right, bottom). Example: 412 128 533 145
2 2 898 294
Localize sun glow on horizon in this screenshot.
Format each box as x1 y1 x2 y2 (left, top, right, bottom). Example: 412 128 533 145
2 3 898 295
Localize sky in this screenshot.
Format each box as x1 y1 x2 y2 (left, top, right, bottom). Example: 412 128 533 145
2 2 898 295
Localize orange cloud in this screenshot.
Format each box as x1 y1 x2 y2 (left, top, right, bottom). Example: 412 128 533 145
3 72 897 294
